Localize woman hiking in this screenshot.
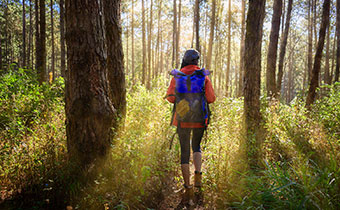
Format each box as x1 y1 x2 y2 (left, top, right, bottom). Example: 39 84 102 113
165 49 216 203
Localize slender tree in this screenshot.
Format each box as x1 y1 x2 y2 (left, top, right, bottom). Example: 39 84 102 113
50 0 54 80
308 0 313 84
238 0 246 97
28 0 33 68
37 0 46 84
325 23 331 85
335 0 340 82
60 0 65 77
276 0 293 95
142 0 146 85
243 0 266 169
306 0 330 107
195 0 200 52
131 0 135 83
266 0 282 97
22 0 26 67
147 0 153 88
172 0 177 68
226 0 231 96
35 0 39 70
176 0 181 67
206 0 216 71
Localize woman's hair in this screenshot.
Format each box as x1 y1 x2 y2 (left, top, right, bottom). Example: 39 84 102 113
180 49 200 69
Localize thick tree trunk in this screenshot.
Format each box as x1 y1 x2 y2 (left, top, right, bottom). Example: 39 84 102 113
244 0 266 169
60 0 65 78
266 0 282 97
50 0 55 81
276 0 293 95
65 0 117 166
206 0 216 71
195 0 200 52
23 0 26 67
37 0 46 84
335 0 340 82
306 0 330 107
103 0 126 123
142 0 146 85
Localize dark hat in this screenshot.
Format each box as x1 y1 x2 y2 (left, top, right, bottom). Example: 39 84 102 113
181 49 200 68
183 49 200 63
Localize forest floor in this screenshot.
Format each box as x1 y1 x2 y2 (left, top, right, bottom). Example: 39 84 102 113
157 163 206 210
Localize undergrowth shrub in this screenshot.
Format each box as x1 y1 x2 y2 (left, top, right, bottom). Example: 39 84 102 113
0 68 67 203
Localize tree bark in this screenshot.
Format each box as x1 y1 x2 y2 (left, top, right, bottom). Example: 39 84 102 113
147 0 153 89
103 0 126 123
142 0 146 84
65 0 116 166
225 0 231 96
306 0 330 107
207 0 216 71
195 0 200 52
23 0 26 67
131 0 135 83
335 0 340 82
28 0 33 68
238 0 246 97
243 0 266 169
172 0 177 68
266 0 282 97
176 0 181 68
308 0 313 83
276 0 293 95
35 0 39 70
324 23 331 85
50 0 55 81
60 0 65 78
37 0 46 84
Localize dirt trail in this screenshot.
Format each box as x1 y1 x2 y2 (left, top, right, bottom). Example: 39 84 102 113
157 164 206 210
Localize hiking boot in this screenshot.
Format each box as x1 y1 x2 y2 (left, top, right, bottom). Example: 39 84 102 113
194 171 202 188
182 184 193 204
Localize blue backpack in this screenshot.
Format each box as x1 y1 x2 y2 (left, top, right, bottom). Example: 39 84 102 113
170 68 211 127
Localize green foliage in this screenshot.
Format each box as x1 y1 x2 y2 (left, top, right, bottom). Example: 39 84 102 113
0 68 66 202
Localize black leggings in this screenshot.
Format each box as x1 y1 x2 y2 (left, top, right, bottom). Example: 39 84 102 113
177 127 205 164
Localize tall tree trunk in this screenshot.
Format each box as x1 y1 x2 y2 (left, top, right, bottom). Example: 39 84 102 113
276 0 293 95
306 0 330 107
131 0 135 83
35 0 39 70
37 0 46 84
60 0 65 77
330 33 336 84
103 0 126 123
147 0 153 88
225 0 231 96
142 0 146 85
244 0 266 169
195 0 200 52
155 0 162 78
176 0 181 68
126 14 129 76
65 0 117 166
308 0 313 83
23 0 26 67
28 0 33 68
325 23 331 85
50 0 55 81
206 0 216 71
172 0 177 68
238 0 245 97
266 0 282 97
335 0 340 82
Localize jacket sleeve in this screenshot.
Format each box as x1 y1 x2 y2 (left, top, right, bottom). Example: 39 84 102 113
166 78 176 103
205 76 216 104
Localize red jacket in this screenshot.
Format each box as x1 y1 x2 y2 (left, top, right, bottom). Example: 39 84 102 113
166 65 216 128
